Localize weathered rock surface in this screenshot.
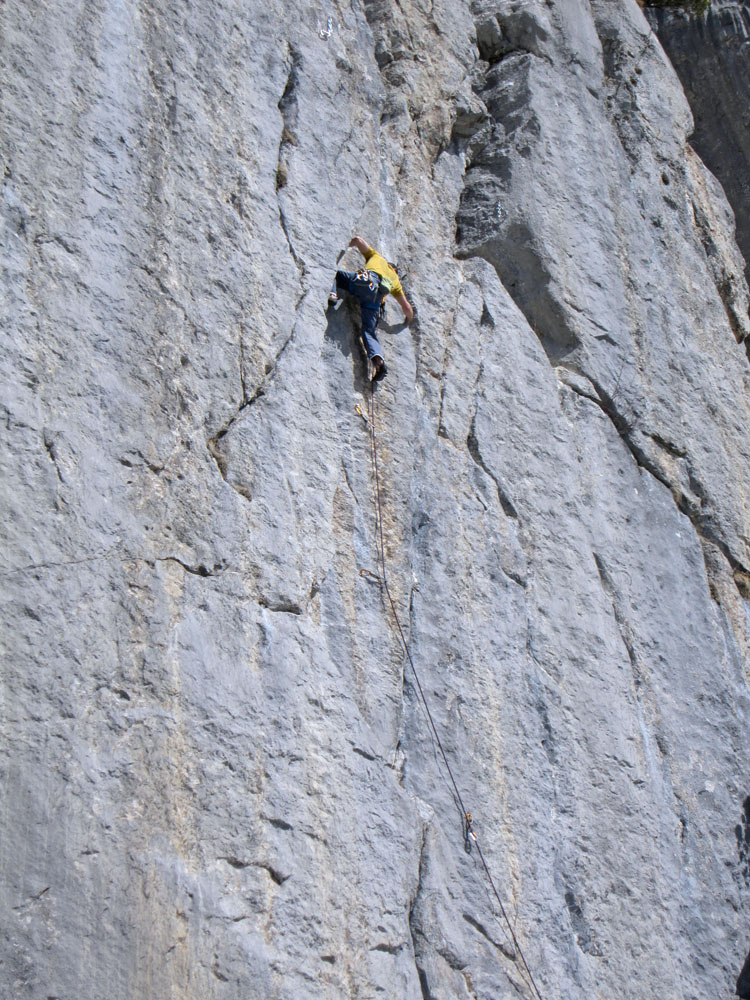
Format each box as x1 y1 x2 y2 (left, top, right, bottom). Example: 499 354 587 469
1 1 749 999
645 0 750 296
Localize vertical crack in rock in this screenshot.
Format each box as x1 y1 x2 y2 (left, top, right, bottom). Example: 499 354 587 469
340 459 359 506
563 885 601 957
206 290 309 492
416 966 433 1000
238 329 248 407
276 45 306 284
211 34 312 497
206 379 262 490
142 7 180 289
42 429 64 483
737 795 750 886
407 824 484 998
408 825 432 1000
466 411 519 521
690 187 748 344
593 552 638 675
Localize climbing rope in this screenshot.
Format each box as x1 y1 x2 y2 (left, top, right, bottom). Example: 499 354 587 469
366 380 546 1000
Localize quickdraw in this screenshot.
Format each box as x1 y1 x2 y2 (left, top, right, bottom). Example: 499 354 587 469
464 812 478 853
359 567 382 584
355 403 368 426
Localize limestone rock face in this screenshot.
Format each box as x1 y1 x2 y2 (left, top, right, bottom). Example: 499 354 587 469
645 0 750 293
1 2 749 999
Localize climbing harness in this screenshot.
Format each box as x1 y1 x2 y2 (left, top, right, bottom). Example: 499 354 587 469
355 269 379 293
366 381 546 1000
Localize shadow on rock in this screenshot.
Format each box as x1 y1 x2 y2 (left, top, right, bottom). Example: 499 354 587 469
323 302 371 397
323 301 356 359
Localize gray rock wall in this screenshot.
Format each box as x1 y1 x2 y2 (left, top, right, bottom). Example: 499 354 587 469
646 0 750 298
1 1 749 999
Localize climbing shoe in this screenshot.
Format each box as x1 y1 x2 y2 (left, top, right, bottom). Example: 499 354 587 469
328 293 343 311
372 359 388 382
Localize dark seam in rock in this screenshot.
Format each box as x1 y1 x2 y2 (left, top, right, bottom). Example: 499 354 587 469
118 450 165 474
5 547 122 575
408 824 430 998
219 855 251 869
139 263 199 331
563 885 600 956
646 431 687 458
238 329 247 406
276 45 307 285
206 291 307 493
156 556 224 578
466 412 519 520
690 194 747 344
341 459 359 504
264 815 294 831
33 232 77 255
370 941 405 953
42 431 64 482
565 376 750 592
219 855 289 885
502 566 527 589
260 862 290 885
258 596 304 615
462 911 516 961
278 203 305 277
593 551 639 671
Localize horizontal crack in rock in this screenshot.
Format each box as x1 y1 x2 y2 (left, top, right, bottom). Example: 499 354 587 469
258 597 303 615
156 556 223 578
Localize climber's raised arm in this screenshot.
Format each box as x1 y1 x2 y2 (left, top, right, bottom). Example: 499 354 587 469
349 235 372 259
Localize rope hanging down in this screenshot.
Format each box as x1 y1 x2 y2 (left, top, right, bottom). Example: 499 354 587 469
367 381 545 1000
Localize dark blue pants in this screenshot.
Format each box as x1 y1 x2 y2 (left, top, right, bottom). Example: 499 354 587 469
335 270 384 361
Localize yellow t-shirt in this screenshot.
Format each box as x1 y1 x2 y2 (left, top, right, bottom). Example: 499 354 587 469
364 250 403 298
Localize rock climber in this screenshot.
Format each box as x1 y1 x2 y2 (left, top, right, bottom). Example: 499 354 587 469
328 235 415 382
